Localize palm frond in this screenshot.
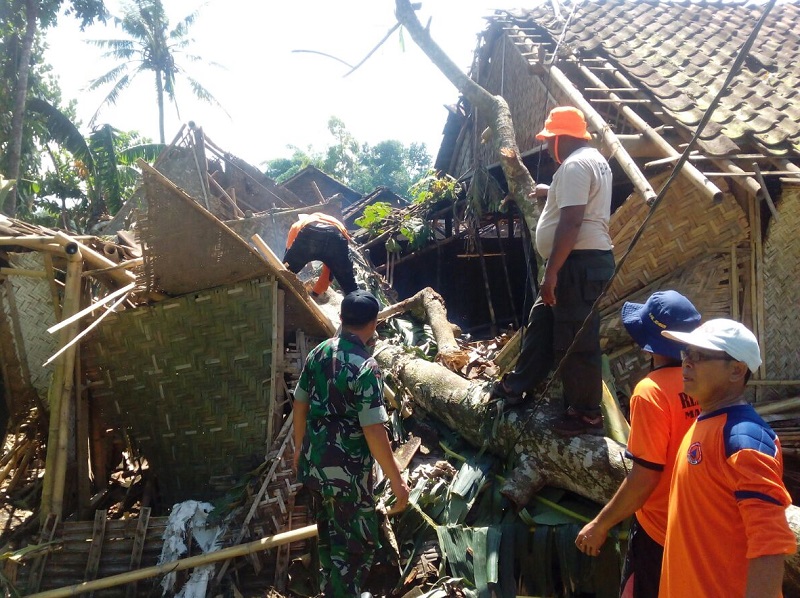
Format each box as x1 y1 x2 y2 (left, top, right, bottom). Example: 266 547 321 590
87 63 131 91
26 98 94 170
89 74 133 127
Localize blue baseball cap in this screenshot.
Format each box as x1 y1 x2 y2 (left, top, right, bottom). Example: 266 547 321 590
621 290 701 360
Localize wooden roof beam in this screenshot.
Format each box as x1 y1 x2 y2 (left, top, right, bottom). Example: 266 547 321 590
545 65 658 203
578 62 724 203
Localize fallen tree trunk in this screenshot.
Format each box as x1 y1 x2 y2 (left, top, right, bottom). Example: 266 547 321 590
394 0 540 236
374 342 628 504
373 343 800 589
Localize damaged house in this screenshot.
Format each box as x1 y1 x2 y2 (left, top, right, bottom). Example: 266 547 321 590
2 0 800 596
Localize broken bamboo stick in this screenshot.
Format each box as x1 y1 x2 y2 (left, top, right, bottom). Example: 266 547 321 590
53 232 136 287
47 282 135 334
43 291 130 367
0 267 48 278
26 525 319 598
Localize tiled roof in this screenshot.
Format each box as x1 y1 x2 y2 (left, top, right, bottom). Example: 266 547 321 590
501 0 800 156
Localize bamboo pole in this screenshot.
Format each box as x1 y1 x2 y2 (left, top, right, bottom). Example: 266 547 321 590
82 257 144 277
0 238 66 253
0 267 48 278
41 243 84 520
43 253 62 322
52 232 136 287
26 524 319 598
752 188 766 383
546 65 658 204
47 282 135 334
577 62 724 203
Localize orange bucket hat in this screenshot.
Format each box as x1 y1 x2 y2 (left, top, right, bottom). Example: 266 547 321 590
535 106 592 141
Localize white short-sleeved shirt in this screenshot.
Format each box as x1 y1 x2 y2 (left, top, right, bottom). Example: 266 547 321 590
535 146 613 259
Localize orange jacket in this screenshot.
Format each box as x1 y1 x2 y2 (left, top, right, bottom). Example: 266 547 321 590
286 213 351 295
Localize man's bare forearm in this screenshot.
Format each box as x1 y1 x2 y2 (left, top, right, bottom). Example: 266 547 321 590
746 554 785 598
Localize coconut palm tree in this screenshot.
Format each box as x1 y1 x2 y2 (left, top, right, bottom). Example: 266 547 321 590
1 0 107 217
87 0 224 144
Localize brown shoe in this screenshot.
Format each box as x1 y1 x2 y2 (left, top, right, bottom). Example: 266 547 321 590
581 413 605 436
553 409 605 437
490 380 527 406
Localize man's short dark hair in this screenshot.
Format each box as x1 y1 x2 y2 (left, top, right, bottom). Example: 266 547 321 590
341 290 380 327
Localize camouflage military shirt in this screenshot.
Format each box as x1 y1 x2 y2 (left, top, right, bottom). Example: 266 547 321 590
294 331 387 502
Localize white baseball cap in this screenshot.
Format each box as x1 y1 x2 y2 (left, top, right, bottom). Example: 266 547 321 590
661 318 762 373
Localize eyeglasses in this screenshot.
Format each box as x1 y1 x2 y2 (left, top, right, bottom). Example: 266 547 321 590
680 348 735 363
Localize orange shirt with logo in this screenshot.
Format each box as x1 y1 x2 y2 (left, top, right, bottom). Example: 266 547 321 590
660 404 796 597
625 366 700 545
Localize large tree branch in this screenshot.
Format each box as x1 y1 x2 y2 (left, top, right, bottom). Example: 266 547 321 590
394 0 540 236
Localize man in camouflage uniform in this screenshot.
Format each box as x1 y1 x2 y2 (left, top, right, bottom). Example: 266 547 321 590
293 290 410 597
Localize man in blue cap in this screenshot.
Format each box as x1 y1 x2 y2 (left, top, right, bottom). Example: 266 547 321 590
575 290 701 598
293 290 410 597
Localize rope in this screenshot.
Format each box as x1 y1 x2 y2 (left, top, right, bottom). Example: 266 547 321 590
502 0 777 458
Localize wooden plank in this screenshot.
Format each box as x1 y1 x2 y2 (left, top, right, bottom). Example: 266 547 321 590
76 336 91 518
27 514 60 593
213 416 295 585
125 507 151 598
84 510 107 591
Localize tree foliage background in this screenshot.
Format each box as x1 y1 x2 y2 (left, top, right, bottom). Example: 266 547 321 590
265 116 432 196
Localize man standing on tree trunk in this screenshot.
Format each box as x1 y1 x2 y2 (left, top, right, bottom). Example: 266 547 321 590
658 319 796 598
292 290 410 597
492 106 615 436
575 290 701 598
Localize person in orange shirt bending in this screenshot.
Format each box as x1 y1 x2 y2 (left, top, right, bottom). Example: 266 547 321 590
283 213 358 297
576 290 701 597
658 319 795 598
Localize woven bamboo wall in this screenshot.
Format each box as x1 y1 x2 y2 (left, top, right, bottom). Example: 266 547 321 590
763 182 800 393
83 277 279 504
140 166 270 296
0 252 58 416
602 172 750 310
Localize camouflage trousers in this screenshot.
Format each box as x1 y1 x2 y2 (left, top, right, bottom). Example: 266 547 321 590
308 489 380 597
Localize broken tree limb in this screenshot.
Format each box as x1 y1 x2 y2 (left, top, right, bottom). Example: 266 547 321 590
373 344 800 589
394 0 540 237
25 525 319 598
378 287 467 372
378 287 458 353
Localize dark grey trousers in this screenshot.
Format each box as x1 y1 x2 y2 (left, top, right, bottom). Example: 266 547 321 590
503 249 615 414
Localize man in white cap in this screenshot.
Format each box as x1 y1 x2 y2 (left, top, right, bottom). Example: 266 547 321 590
658 319 796 597
575 290 701 598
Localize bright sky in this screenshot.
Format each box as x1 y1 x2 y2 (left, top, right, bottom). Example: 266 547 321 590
44 0 527 168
